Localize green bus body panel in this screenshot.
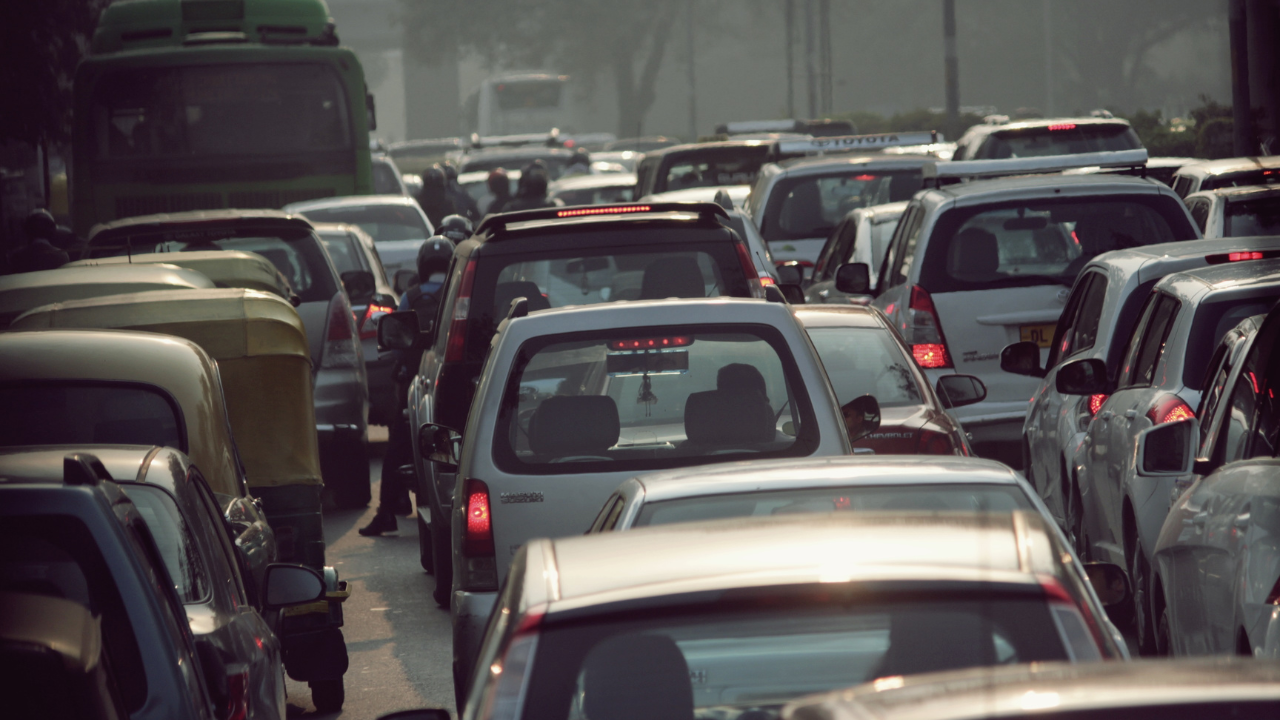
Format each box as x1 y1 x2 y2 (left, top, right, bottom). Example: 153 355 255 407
72 42 372 236
93 0 334 53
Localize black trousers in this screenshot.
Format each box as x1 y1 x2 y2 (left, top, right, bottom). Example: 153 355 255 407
378 384 413 511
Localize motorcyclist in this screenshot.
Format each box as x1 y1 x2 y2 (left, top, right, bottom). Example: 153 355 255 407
502 161 563 212
484 168 512 215
442 161 481 222
560 148 593 178
416 164 457 227
8 209 69 274
359 221 468 536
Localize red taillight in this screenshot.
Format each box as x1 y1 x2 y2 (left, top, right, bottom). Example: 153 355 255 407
759 274 776 287
1206 250 1279 264
359 303 396 340
916 429 954 455
735 239 764 298
225 665 249 720
1230 251 1264 261
556 204 651 217
608 336 692 350
444 259 477 363
853 174 877 181
1047 123 1077 131
464 478 494 556
1148 395 1195 425
322 295 359 368
1088 394 1108 415
907 285 952 368
327 297 353 342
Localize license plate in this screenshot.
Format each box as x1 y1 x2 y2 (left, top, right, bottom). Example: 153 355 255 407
1020 323 1056 348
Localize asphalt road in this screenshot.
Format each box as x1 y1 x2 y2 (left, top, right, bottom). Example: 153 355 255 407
286 431 456 719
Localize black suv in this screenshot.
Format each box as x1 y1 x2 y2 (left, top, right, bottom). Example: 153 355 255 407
387 201 764 604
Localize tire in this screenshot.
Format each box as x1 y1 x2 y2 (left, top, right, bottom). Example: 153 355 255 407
432 515 452 608
1129 537 1156 655
418 513 434 574
330 443 371 509
310 678 344 713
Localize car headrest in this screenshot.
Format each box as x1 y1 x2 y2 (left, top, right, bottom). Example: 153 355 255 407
683 390 774 446
639 257 705 300
494 281 551 317
582 633 694 720
528 395 620 456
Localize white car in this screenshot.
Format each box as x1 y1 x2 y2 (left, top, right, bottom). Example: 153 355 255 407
1057 258 1280 654
412 297 854 699
843 151 1200 467
950 116 1143 161
1183 184 1280 238
806 200 907 303
1170 155 1280 198
284 195 435 292
547 172 637 206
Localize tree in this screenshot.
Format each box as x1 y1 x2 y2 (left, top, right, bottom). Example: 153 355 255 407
0 0 110 147
400 0 682 137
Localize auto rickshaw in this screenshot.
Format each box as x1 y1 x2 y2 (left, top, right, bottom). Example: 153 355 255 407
11 288 351 709
67 250 299 303
0 263 214 325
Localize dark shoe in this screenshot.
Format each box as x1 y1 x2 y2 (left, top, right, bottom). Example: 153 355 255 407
358 510 398 536
391 496 413 518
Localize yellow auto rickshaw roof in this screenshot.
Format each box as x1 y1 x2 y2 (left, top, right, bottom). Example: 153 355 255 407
10 288 309 361
67 251 295 300
0 264 215 324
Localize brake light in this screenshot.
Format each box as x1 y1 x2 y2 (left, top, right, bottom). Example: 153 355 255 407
1088 394 1108 415
609 336 692 350
1230 252 1264 261
461 478 498 591
734 239 765 298
908 285 952 368
225 665 249 720
359 302 396 340
556 204 651 217
759 274 776 287
444 258 477 363
916 429 955 455
321 295 359 368
1047 123 1077 131
1148 395 1195 425
1206 250 1279 264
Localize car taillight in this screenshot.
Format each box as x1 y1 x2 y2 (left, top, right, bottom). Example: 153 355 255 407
1206 250 1280 264
759 274 776 287
225 664 249 720
1039 575 1108 661
916 429 955 455
556 204 651 217
1047 123 1077 131
321 295 359 368
734 239 765 298
358 302 396 340
907 285 952 368
477 610 544 720
462 478 497 590
1148 395 1195 425
444 258 477 363
1088 394 1109 415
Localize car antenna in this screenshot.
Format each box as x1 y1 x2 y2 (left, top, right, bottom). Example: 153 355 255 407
127 236 132 263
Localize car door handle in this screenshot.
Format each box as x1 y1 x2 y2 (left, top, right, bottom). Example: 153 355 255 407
1098 410 1113 421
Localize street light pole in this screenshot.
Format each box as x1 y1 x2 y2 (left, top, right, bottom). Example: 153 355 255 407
785 0 795 119
687 0 697 141
943 0 960 137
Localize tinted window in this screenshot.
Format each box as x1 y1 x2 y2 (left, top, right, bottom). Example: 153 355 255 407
807 326 922 407
1187 200 1211 233
760 170 921 242
976 124 1141 159
1184 295 1280 389
495 327 816 473
298 204 431 243
1127 294 1180 388
1198 342 1233 453
886 207 925 288
122 485 209 603
317 231 367 275
1225 195 1280 237
0 384 182 450
634 484 1031 527
550 185 635 206
658 147 768 193
371 160 403 195
1068 273 1109 355
921 197 1188 294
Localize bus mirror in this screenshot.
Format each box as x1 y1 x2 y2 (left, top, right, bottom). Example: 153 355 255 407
367 93 377 131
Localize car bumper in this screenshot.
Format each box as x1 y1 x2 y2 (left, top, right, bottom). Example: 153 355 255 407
452 589 498 692
314 367 368 430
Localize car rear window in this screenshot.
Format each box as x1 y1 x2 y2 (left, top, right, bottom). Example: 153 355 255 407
371 160 402 195
634 484 1032 527
297 204 430 244
920 196 1193 294
977 123 1141 159
1184 293 1280 389
317 230 367 275
1226 195 1280 237
658 146 769 194
494 326 817 474
551 184 636 207
520 593 1069 720
0 383 183 451
761 170 922 241
806 326 923 408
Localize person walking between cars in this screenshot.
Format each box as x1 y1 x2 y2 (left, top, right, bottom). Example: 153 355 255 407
360 218 470 536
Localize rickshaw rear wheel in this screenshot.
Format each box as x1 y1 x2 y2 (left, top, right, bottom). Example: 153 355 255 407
310 678 344 712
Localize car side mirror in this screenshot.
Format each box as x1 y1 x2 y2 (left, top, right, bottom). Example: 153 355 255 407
1083 562 1130 608
1136 417 1198 477
1000 341 1045 378
1055 358 1110 395
376 711 452 720
377 310 420 350
834 263 871 295
393 269 419 294
262 564 325 609
775 262 803 286
418 423 462 471
842 394 881 443
936 374 987 409
341 270 376 300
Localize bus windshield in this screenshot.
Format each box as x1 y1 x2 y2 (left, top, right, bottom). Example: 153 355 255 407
91 63 352 160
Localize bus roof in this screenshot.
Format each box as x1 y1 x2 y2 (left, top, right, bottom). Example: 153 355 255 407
92 0 338 54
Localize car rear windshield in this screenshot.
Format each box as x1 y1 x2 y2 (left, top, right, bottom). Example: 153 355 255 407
494 326 817 473
920 196 1193 294
634 484 1033 527
977 124 1141 159
0 383 183 451
122 485 209 604
317 230 367 275
659 147 769 193
520 592 1069 720
297 204 431 244
806 326 923 408
371 160 403 195
551 184 636 207
1226 195 1280 237
1184 293 1280 389
85 225 338 302
761 170 922 241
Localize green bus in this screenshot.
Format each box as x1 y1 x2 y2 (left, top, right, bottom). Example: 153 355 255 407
72 0 375 236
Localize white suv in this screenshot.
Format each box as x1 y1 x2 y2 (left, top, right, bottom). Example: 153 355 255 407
837 151 1200 465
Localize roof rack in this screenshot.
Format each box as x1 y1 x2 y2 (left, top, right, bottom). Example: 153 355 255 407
475 201 730 236
469 129 563 150
922 148 1149 187
768 131 939 161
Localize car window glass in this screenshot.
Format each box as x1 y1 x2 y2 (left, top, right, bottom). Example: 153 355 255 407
1172 176 1193 198
976 125 1141 159
1248 333 1280 459
1117 293 1160 387
122 485 210 604
812 219 847 281
552 185 635 206
761 171 922 242
1221 369 1260 463
371 161 402 195
190 470 249 606
1127 295 1180 388
1184 296 1280 390
299 204 431 243
1046 274 1092 369
660 150 766 193
318 232 366 275
1224 195 1280 237
588 496 620 533
888 207 925 288
1198 343 1232 453
0 383 182 451
1069 273 1109 356
807 327 922 407
602 498 626 531
1187 200 1210 233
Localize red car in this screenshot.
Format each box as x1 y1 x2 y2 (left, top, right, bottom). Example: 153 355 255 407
797 305 979 455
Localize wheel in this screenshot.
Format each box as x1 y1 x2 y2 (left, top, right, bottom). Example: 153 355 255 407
418 513 434 574
309 678 344 713
431 515 452 608
330 443 371 509
1129 537 1156 655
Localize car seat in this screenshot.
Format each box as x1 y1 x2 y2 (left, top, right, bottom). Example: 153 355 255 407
639 258 706 300
494 280 552 317
582 633 694 720
948 227 1003 283
683 390 775 448
873 609 996 679
528 396 620 458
